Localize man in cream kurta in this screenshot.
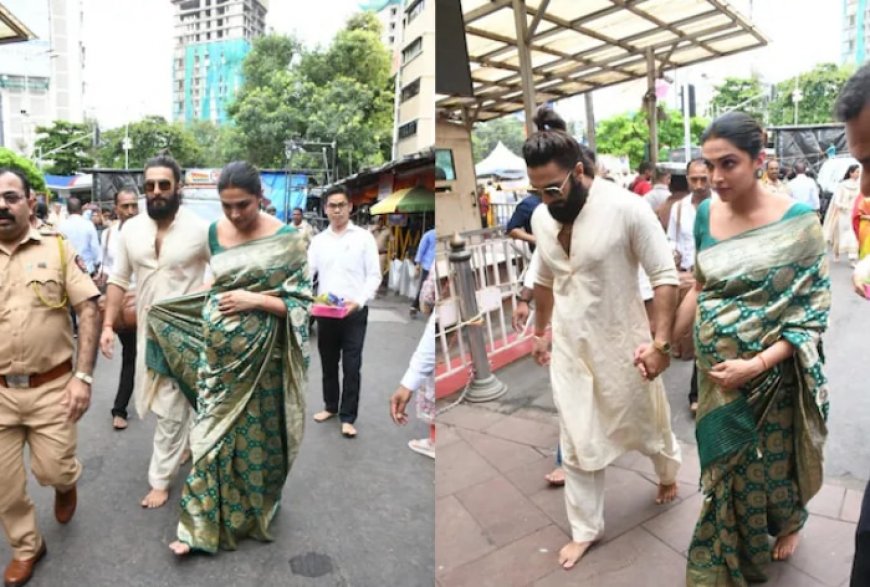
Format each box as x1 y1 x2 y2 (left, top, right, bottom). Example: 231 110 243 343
531 176 682 563
101 157 210 509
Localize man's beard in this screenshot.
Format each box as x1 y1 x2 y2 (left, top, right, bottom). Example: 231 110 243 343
146 191 181 220
547 175 588 225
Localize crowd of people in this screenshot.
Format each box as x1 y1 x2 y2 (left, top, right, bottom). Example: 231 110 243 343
500 62 870 585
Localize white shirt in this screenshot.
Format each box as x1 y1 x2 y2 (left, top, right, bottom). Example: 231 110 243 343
308 222 381 307
59 213 102 273
667 196 698 270
788 174 820 210
400 314 436 391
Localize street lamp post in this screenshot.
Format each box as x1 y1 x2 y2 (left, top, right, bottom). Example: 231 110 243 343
792 87 803 125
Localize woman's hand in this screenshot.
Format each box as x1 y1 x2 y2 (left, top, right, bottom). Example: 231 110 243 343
217 290 263 315
708 358 763 390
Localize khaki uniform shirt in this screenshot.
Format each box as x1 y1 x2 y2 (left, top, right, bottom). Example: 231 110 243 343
0 226 99 374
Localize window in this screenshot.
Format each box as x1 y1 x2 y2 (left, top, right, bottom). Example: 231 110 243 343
435 148 457 181
402 37 423 64
398 120 417 140
400 78 420 102
407 0 424 24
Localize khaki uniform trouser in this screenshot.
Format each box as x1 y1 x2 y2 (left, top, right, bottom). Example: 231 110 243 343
0 374 81 559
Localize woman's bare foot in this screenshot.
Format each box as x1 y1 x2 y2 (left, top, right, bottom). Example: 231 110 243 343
545 467 566 487
169 541 191 556
558 540 595 570
772 531 800 561
656 482 678 504
141 488 169 509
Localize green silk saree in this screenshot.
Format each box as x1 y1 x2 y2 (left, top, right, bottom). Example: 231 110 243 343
687 211 831 586
146 225 311 553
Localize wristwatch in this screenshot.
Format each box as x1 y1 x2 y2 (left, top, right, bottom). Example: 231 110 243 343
74 371 94 385
652 340 672 355
515 294 532 304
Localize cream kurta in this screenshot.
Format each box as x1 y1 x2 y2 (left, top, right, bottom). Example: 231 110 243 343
532 178 679 471
108 207 210 418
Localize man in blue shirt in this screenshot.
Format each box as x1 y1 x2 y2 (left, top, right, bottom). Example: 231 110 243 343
59 197 102 275
506 193 541 251
410 227 436 317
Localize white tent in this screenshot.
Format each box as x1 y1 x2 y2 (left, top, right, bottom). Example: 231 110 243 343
475 141 527 180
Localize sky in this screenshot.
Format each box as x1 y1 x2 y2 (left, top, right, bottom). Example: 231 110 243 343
0 0 846 130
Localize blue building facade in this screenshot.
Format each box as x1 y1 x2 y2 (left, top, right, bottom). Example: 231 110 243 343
174 38 250 124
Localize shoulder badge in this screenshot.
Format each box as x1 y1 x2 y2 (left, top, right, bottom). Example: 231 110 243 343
74 254 88 274
37 224 59 237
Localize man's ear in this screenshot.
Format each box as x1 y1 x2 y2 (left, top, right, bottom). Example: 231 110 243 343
573 161 585 180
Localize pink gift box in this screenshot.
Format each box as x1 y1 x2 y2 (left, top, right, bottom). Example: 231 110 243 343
311 303 349 319
865 284 870 299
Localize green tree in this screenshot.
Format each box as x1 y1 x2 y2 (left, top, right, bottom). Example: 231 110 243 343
186 121 245 168
33 120 95 175
595 108 707 169
0 148 46 191
96 116 203 169
709 76 767 124
471 116 526 163
227 17 394 175
768 63 855 125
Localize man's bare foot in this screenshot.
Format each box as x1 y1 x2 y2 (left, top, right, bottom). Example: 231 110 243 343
313 410 336 423
545 467 566 487
112 416 128 430
656 482 678 504
169 541 191 556
141 488 169 509
558 540 595 570
772 531 800 561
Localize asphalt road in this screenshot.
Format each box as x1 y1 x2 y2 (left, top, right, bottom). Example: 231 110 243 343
0 295 434 587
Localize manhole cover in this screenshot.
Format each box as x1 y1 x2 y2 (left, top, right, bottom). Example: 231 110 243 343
289 552 334 578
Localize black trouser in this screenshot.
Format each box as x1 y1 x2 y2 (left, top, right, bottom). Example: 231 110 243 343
316 307 368 424
851 478 870 585
411 269 430 311
688 363 699 405
111 330 137 419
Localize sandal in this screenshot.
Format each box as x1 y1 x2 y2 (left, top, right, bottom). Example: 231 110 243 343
408 438 435 459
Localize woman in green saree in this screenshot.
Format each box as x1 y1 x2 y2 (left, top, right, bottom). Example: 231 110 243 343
673 113 831 586
145 161 311 555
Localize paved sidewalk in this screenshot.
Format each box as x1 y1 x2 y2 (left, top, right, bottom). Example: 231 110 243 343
436 359 859 587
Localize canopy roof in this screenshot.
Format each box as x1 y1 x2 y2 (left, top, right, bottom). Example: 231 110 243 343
0 3 35 45
436 0 767 123
475 141 527 178
370 186 434 215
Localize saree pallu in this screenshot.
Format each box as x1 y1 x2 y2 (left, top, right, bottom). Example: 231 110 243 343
146 229 311 553
686 213 831 586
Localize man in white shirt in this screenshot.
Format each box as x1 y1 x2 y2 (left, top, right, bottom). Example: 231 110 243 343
666 158 713 413
787 161 820 211
59 197 102 275
100 155 210 509
98 187 140 430
308 186 381 438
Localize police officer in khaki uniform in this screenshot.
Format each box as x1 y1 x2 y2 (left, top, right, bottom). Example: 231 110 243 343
0 167 99 587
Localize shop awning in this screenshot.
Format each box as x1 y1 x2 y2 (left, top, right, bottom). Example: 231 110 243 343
0 3 35 45
370 186 435 215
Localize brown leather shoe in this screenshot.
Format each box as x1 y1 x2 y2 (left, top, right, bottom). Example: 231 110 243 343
4 541 46 587
54 486 76 524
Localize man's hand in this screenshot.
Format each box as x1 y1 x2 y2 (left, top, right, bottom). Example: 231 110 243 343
708 358 763 391
532 335 551 366
344 302 360 315
99 326 115 359
61 377 91 422
853 270 868 299
218 290 263 315
512 300 530 332
633 344 671 380
390 385 413 425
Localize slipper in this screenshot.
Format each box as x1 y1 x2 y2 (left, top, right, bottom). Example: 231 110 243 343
313 411 336 423
341 423 357 438
408 438 435 459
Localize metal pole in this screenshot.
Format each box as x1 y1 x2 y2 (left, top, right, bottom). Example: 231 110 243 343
682 84 691 163
584 92 596 150
512 0 537 137
448 233 507 403
646 49 658 168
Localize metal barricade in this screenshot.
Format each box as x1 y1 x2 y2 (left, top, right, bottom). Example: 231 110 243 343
433 228 535 399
